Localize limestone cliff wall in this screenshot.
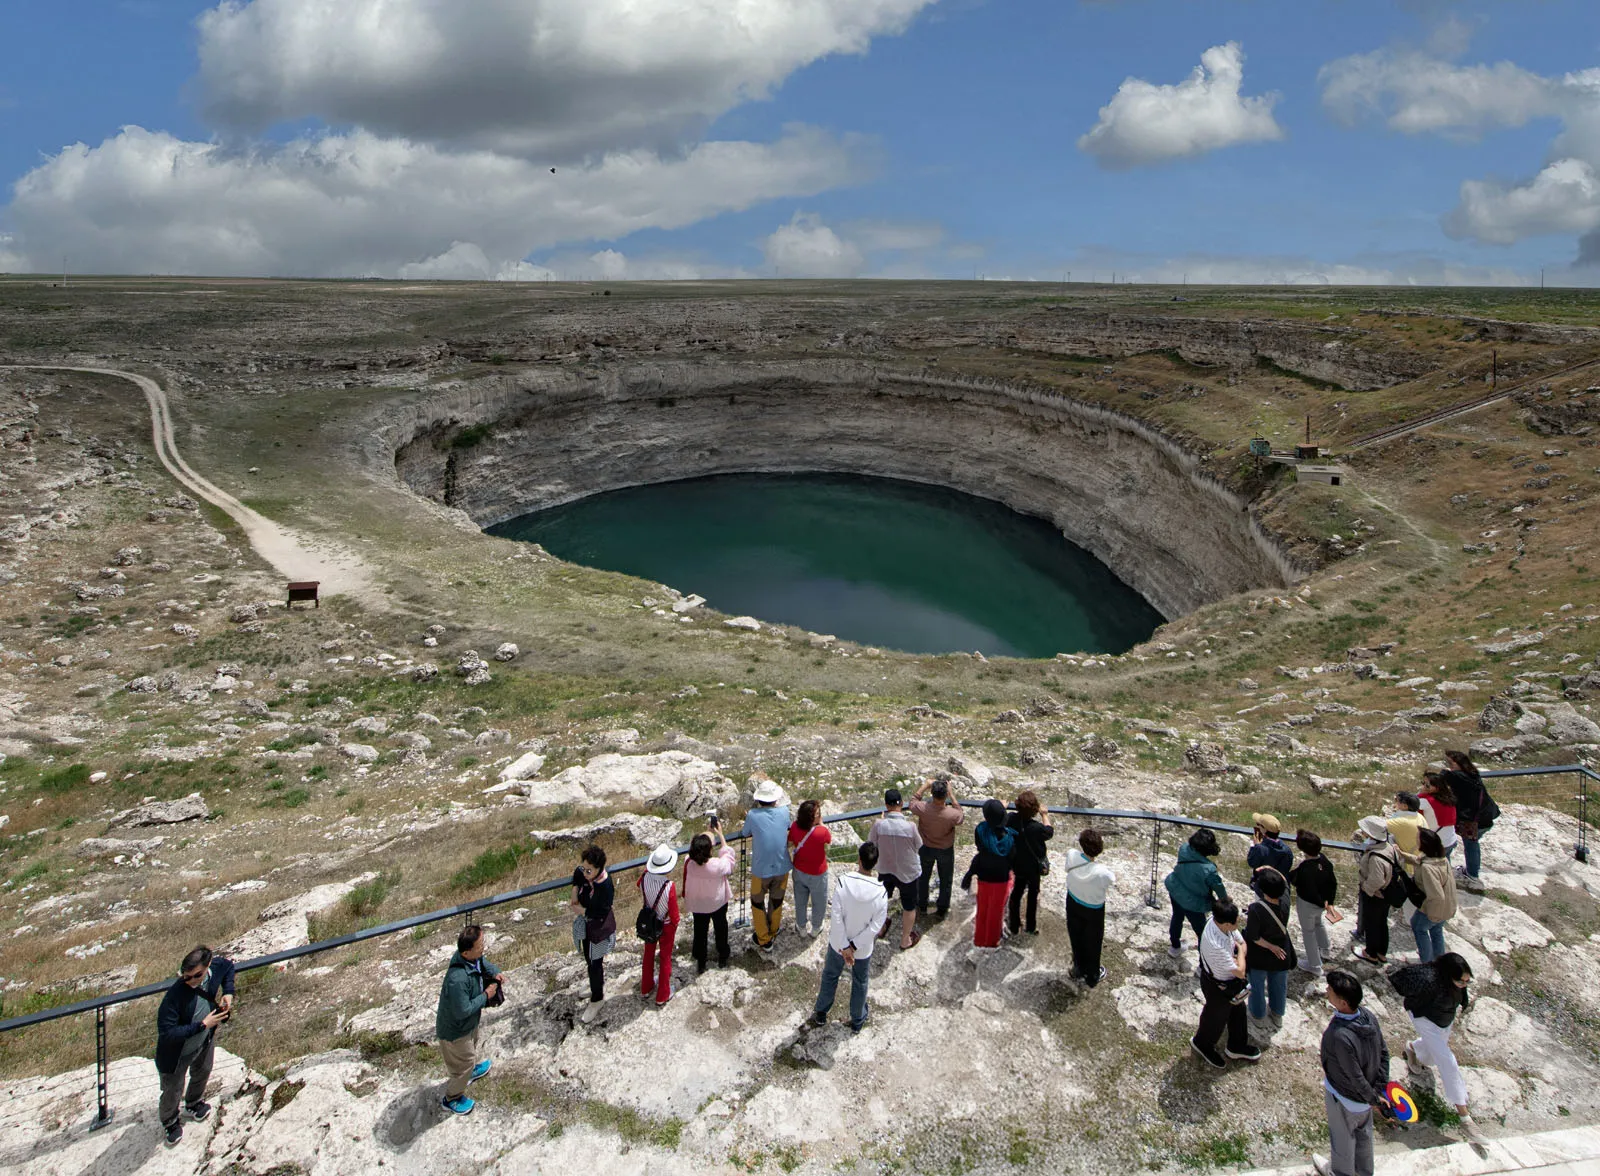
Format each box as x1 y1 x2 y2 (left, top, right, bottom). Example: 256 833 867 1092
374 361 1302 621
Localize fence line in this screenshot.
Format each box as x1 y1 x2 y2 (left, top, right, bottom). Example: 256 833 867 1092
0 765 1590 1135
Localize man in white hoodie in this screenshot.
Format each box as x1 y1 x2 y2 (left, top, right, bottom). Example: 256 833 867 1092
808 842 889 1033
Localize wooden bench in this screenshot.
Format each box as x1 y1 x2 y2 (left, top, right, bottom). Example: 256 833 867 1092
286 581 320 609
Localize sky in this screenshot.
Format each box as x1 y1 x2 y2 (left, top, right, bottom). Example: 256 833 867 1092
0 0 1597 285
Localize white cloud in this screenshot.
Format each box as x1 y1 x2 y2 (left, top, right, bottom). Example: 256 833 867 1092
5 125 862 277
1319 42 1600 259
0 233 22 273
1319 50 1560 137
1077 42 1284 169
761 212 866 277
197 0 935 158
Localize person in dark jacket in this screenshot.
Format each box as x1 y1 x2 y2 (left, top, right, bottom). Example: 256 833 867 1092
1247 812 1293 897
970 799 1017 949
1164 828 1229 956
1245 870 1295 1032
571 843 617 1023
1290 829 1339 975
1390 953 1478 1134
1311 971 1389 1176
436 924 501 1115
1442 749 1489 887
1005 790 1055 936
155 945 235 1146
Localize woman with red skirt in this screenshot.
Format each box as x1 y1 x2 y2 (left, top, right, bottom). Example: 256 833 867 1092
970 798 1016 948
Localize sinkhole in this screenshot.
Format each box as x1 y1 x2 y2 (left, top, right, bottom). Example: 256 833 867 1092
488 473 1162 658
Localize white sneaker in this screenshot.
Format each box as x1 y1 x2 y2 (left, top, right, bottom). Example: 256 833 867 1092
1459 1114 1487 1145
1310 1154 1332 1176
579 1001 601 1024
1167 945 1183 958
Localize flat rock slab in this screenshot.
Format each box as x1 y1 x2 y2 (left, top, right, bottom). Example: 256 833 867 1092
108 793 208 828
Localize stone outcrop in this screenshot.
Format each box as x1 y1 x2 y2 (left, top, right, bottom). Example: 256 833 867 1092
108 793 209 828
382 361 1302 620
530 751 740 817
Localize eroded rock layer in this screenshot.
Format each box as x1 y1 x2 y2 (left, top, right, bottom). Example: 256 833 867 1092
383 361 1299 620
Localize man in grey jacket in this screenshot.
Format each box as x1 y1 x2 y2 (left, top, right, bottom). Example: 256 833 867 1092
867 788 923 950
1312 970 1390 1176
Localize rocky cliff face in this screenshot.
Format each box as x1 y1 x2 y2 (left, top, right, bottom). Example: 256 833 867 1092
379 361 1300 620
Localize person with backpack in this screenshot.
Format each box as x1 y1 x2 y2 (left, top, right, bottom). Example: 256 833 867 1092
1165 828 1229 957
1354 816 1403 965
1289 829 1339 976
1310 970 1390 1176
868 788 924 950
684 822 736 974
1006 790 1054 937
1247 813 1293 897
1389 953 1478 1136
570 844 616 1024
969 798 1017 949
1190 899 1261 1068
788 799 833 938
808 842 889 1033
155 944 236 1145
1442 749 1495 889
1245 870 1296 1033
1064 827 1116 986
436 926 500 1117
1406 828 1457 964
636 844 679 1007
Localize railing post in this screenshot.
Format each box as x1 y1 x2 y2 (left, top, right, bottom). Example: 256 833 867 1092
1577 774 1590 865
734 838 750 929
89 1005 113 1132
1145 821 1161 909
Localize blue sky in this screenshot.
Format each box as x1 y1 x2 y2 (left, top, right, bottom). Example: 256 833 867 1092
1 0 1596 283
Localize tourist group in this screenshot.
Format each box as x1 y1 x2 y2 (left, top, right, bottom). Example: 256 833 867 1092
155 752 1499 1176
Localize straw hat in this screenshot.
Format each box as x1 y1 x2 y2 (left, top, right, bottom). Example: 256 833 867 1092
646 844 677 874
1357 816 1389 842
1251 812 1281 835
752 778 784 804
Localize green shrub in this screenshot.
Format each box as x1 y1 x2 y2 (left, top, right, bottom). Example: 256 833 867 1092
38 763 92 795
452 843 531 890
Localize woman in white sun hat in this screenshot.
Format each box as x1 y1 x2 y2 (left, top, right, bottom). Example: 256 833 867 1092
637 844 680 1008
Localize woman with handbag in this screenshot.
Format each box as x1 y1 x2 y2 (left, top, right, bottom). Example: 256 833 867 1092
570 844 616 1024
1006 791 1055 936
636 844 679 1007
788 800 833 937
1190 899 1261 1068
1442 749 1495 886
1245 869 1295 1032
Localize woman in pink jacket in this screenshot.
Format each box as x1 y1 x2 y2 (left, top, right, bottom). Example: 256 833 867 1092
683 820 736 973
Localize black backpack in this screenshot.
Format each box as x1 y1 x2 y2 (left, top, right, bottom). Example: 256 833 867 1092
1381 853 1410 909
635 879 670 943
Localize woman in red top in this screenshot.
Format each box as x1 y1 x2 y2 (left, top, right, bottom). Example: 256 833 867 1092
787 800 833 937
636 844 680 1007
1419 773 1459 860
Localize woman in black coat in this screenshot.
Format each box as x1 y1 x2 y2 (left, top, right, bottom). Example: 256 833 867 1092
1006 790 1055 936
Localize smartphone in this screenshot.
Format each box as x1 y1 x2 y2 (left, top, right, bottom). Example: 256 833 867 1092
709 813 720 829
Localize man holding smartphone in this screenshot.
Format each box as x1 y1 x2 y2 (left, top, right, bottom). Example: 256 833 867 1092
154 944 235 1147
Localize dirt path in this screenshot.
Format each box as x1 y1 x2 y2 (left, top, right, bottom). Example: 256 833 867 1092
1 364 379 604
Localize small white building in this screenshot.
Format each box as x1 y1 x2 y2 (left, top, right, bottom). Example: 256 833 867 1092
1296 464 1346 487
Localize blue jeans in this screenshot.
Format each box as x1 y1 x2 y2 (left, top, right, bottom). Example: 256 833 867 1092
791 869 828 933
1169 897 1207 949
1248 968 1288 1019
1462 837 1481 878
1411 908 1447 963
814 945 870 1028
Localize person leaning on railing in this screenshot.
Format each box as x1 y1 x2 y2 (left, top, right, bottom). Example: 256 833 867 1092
155 944 235 1147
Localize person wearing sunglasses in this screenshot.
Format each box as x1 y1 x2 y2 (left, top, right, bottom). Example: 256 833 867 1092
154 945 235 1147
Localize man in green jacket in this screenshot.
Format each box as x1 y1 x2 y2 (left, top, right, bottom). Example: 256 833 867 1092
437 924 501 1115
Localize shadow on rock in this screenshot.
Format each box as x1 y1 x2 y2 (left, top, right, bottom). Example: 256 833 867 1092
375 1084 455 1149
82 1120 162 1176
1156 1054 1224 1125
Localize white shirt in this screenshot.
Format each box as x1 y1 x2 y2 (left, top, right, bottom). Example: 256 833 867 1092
827 870 889 960
1064 849 1116 907
1200 918 1243 981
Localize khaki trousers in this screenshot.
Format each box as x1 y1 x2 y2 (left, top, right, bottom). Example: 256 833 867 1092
440 1027 480 1099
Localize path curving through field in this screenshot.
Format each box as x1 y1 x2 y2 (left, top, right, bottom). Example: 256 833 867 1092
0 364 376 602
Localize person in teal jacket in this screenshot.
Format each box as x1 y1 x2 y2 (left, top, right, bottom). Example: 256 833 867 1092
1165 828 1229 955
436 925 502 1115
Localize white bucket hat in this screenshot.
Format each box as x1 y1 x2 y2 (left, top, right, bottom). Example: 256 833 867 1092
646 844 677 874
752 778 784 804
1357 815 1389 842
